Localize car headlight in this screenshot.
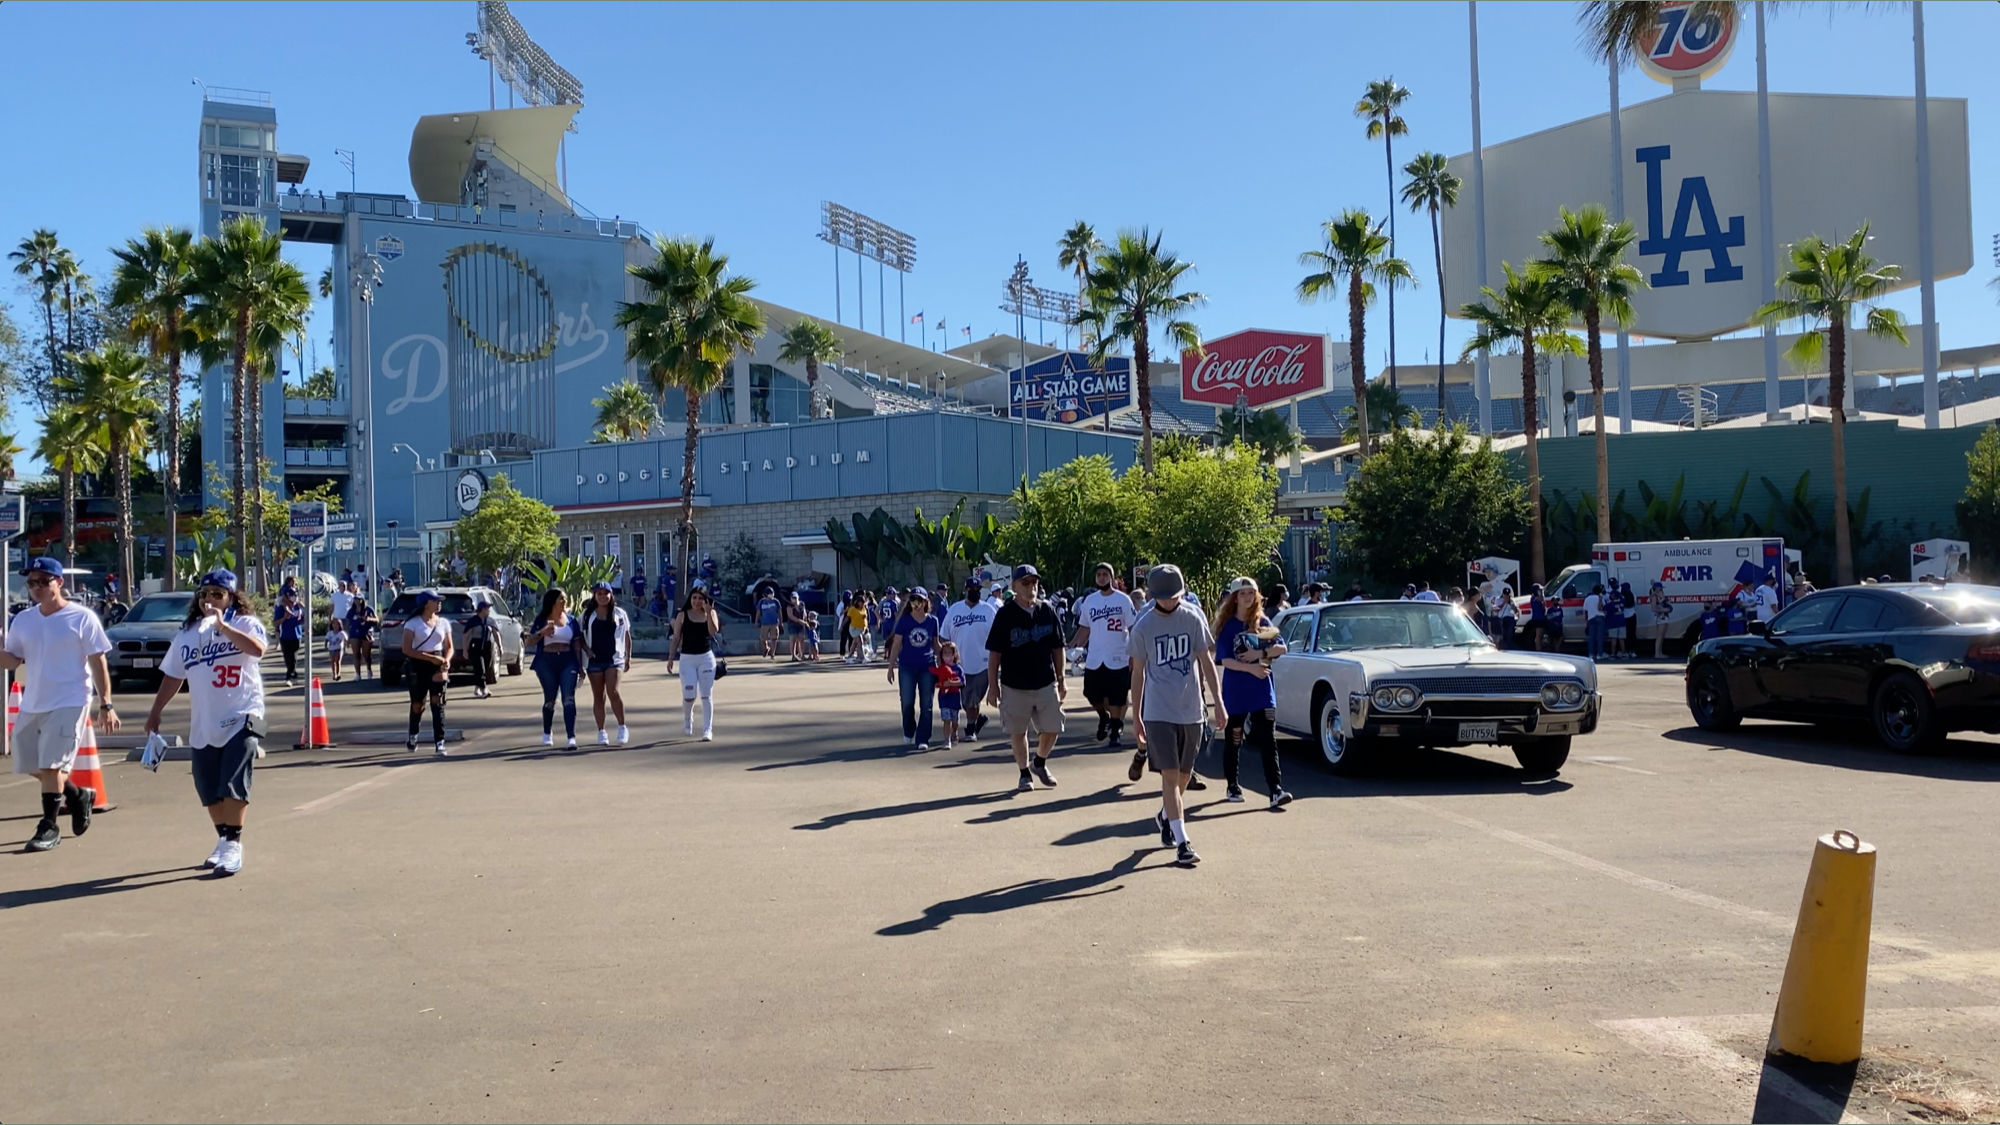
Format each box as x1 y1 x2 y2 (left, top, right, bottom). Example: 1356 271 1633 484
1561 683 1584 706
1372 685 1421 712
1542 681 1586 708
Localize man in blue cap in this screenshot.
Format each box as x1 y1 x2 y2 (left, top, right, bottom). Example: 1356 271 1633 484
0 557 119 852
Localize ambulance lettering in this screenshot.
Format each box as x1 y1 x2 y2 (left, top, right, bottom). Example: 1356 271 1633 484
1660 565 1713 582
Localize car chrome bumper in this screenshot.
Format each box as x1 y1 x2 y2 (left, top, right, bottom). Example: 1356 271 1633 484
1352 693 1600 744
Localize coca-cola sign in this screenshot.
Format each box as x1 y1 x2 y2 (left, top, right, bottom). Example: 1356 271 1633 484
1181 329 1330 409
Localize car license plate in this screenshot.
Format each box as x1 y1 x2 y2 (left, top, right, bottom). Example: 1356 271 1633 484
1457 722 1498 741
133 658 155 669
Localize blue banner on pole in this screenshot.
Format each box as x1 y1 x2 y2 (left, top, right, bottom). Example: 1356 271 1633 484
1007 351 1135 424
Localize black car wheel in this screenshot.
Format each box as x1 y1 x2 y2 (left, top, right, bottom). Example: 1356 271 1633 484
1872 672 1942 753
1687 662 1740 732
1513 736 1571 777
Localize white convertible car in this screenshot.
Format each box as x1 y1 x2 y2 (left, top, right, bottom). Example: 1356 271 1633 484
1269 600 1601 776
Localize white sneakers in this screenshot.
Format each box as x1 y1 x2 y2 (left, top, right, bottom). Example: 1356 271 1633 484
683 716 695 736
700 731 713 742
617 725 630 745
565 736 578 749
202 837 229 869
434 742 448 757
214 839 243 876
597 729 610 746
541 733 554 747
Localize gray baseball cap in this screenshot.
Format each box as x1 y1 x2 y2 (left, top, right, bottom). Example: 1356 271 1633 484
1146 564 1186 602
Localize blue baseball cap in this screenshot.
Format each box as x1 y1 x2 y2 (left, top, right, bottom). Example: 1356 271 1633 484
196 569 238 592
414 588 441 604
591 581 613 593
1012 564 1040 581
21 556 63 578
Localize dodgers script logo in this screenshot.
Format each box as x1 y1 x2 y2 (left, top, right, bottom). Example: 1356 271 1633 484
1152 632 1192 676
1636 145 1745 289
1088 602 1128 631
949 609 987 631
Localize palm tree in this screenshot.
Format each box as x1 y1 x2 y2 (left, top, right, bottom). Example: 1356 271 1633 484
1756 225 1907 586
1338 383 1423 447
617 237 767 573
35 404 105 569
1401 152 1462 422
111 226 201 590
66 344 161 590
1056 221 1103 347
1356 79 1412 388
190 215 301 582
1074 228 1205 475
1298 208 1414 457
1530 204 1645 542
1214 405 1306 463
776 317 843 419
1460 263 1579 583
244 262 311 590
0 432 21 485
9 229 70 399
591 379 661 442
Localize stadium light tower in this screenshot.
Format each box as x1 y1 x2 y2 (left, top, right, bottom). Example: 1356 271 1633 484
467 1 584 189
818 202 917 340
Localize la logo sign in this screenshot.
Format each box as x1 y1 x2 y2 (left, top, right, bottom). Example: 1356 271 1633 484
1637 1 1737 86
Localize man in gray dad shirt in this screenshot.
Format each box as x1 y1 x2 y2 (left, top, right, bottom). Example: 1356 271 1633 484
1127 564 1223 868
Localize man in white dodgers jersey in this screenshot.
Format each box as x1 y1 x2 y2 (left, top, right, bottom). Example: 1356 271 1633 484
1072 562 1139 762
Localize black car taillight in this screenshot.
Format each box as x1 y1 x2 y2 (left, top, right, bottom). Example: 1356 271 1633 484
1968 638 2000 664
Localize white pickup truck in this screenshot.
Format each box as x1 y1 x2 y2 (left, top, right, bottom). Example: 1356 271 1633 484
1530 538 1798 651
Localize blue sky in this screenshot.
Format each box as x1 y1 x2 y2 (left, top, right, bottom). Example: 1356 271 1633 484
2 0 1995 414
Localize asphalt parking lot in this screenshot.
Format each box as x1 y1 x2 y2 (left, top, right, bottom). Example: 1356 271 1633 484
3 656 1998 1123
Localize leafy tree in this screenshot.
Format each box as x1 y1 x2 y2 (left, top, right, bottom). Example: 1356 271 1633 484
996 455 1140 593
1298 209 1413 455
1530 204 1645 543
1212 406 1304 464
1138 447 1286 606
35 403 105 568
1459 262 1578 582
1339 383 1422 447
825 508 913 587
617 236 766 578
65 343 160 589
1958 425 2000 576
1356 78 1412 385
1334 424 1531 590
9 228 89 410
521 554 618 610
776 317 843 419
0 431 20 484
1755 224 1906 586
1075 228 1205 474
1057 221 1103 348
716 530 781 607
1402 151 1461 418
0 302 23 417
452 473 559 584
591 379 660 442
110 225 201 587
283 366 337 400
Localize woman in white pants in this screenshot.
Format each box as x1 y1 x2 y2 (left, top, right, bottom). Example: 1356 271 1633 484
671 588 722 740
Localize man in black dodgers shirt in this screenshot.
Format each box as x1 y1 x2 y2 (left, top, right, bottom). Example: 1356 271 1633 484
985 564 1067 792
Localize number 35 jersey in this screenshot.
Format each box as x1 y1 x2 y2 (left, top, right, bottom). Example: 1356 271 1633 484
162 612 268 748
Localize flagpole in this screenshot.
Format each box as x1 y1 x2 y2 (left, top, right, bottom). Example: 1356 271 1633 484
899 273 906 344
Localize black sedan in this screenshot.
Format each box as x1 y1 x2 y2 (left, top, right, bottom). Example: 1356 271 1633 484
1685 582 2000 752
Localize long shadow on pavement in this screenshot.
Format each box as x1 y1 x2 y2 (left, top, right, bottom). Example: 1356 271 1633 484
0 866 212 908
795 789 1017 831
1662 724 2000 781
962 783 1132 824
1270 744 1575 799
877 847 1170 935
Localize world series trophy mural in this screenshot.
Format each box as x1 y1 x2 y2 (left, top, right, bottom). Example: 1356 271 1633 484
443 242 560 458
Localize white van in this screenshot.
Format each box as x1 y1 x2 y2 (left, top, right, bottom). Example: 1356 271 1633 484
1532 538 1795 650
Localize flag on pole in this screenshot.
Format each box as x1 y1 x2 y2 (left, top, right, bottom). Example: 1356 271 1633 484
961 326 972 338
935 318 945 331
909 310 925 324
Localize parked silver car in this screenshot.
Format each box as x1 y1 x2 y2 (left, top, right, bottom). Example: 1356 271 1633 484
378 587 525 686
105 592 196 688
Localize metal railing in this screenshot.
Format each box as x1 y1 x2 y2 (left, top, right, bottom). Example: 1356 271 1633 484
283 448 350 468
283 397 350 418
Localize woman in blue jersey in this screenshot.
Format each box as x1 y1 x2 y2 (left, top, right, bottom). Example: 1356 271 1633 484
1212 577 1293 810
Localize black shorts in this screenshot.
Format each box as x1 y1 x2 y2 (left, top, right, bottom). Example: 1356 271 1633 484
1083 664 1131 708
192 726 258 806
407 669 447 702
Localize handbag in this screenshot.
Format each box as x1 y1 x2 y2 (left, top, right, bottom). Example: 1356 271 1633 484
715 656 729 678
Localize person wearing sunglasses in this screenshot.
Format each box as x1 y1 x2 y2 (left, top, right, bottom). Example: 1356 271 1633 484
141 570 267 876
1 557 119 853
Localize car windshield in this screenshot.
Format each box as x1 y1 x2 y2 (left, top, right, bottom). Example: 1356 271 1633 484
1313 602 1493 651
1904 586 2000 625
126 594 193 622
387 593 482 617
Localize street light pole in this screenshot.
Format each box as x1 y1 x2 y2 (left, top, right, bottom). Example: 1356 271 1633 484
353 252 384 598
391 443 424 583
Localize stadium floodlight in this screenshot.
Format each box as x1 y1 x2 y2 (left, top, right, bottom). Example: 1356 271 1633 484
470 0 583 127
820 201 918 337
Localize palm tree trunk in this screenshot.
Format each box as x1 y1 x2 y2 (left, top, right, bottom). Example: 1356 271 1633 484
39 298 59 401
114 434 133 596
681 385 700 590
1829 324 1853 586
60 465 76 569
231 310 249 579
1586 302 1610 543
163 313 181 592
1431 206 1448 423
806 355 820 419
1522 342 1544 584
1136 321 1155 474
1383 133 1398 389
1347 268 1369 456
250 357 266 594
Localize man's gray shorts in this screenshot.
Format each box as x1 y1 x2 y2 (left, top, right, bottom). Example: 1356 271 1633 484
962 670 989 709
999 683 1063 737
1145 721 1204 773
10 706 84 774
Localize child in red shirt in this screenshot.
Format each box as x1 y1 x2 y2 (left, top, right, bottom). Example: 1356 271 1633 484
934 641 966 749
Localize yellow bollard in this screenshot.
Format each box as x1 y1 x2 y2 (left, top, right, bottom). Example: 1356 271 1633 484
1768 829 1877 1065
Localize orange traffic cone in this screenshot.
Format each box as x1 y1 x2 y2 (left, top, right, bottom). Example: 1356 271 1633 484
71 718 113 813
296 676 334 749
6 677 20 739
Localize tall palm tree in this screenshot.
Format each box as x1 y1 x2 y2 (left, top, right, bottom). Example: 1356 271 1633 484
35 403 105 569
1530 204 1645 542
1074 228 1205 475
66 344 160 590
1356 78 1412 388
243 262 311 590
1297 208 1414 457
9 229 69 400
776 317 843 419
617 237 767 572
591 379 661 442
1056 221 1103 347
1460 263 1579 583
111 226 201 590
1338 383 1423 447
1756 225 1908 586
190 215 299 581
1401 152 1462 423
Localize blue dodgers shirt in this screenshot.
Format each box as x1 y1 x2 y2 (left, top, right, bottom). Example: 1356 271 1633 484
1215 616 1277 716
892 613 940 669
756 596 781 626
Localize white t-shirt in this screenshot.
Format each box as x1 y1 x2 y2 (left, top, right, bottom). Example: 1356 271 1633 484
6 601 112 713
1075 589 1137 670
160 611 267 748
1413 590 1441 603
1583 594 1603 620
938 599 999 675
330 588 353 622
1755 583 1779 622
405 615 451 657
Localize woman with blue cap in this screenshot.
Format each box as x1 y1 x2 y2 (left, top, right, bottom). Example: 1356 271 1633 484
579 581 632 745
400 589 454 755
141 570 267 876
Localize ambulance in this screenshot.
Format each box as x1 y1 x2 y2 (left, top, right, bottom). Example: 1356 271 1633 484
1532 538 1796 651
